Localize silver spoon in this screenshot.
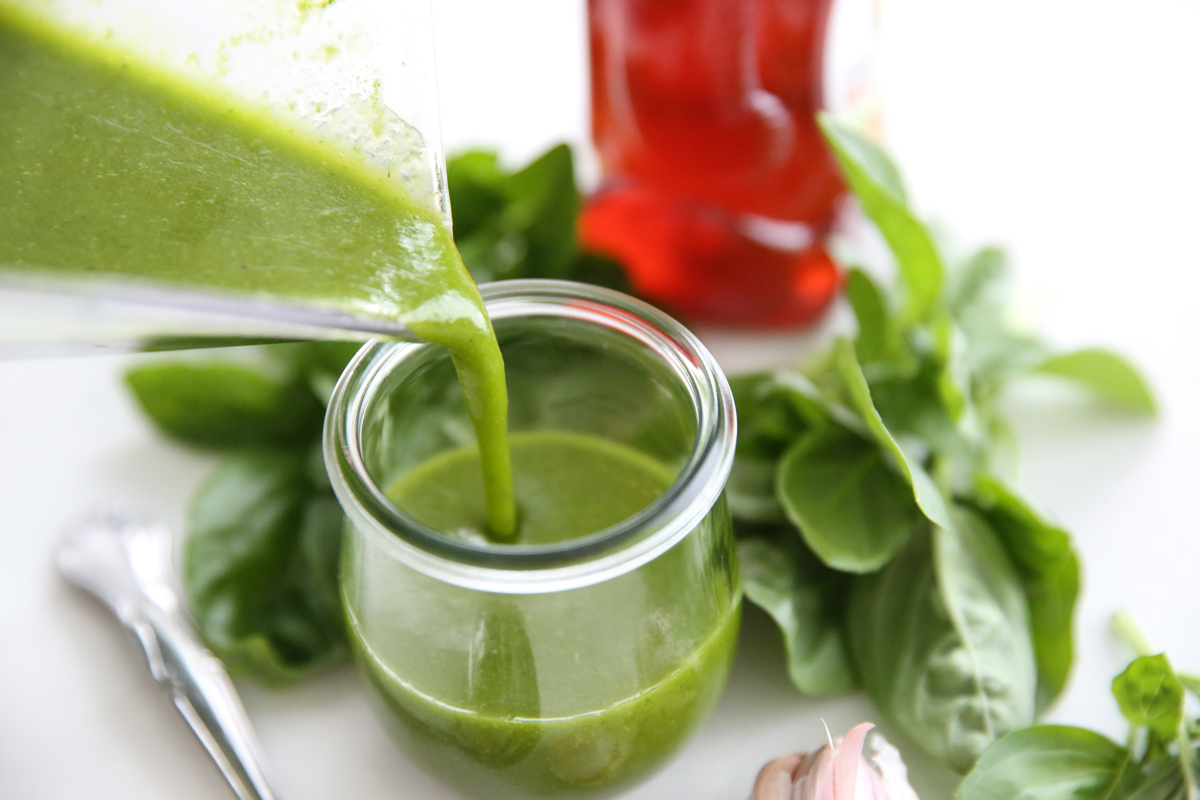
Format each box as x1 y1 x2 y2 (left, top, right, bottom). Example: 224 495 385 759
56 508 283 800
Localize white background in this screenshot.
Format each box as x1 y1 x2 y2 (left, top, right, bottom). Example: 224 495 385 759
3 0 1200 797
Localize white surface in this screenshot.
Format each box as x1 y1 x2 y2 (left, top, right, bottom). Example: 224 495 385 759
3 0 1200 797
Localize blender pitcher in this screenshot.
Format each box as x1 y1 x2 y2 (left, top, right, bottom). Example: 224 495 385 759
0 0 448 355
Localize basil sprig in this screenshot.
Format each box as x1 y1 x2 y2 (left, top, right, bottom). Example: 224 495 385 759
734 116 1155 772
126 341 359 685
958 616 1200 800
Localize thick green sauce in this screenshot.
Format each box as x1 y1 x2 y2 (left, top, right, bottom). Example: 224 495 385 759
351 607 739 798
388 429 676 545
0 5 515 535
348 430 739 797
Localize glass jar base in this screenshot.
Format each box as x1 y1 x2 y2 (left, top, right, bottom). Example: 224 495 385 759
349 605 741 799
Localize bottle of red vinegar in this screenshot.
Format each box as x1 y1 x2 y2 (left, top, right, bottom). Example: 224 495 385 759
581 0 877 328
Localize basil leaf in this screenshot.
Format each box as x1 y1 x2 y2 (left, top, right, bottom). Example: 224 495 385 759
448 145 577 283
817 116 907 201
818 114 943 323
846 527 939 756
847 509 1036 772
1113 655 1186 746
1107 622 1200 792
932 311 972 423
126 359 324 449
766 369 842 431
972 329 1049 395
945 247 1047 390
738 526 856 696
185 449 346 685
933 508 1037 768
446 150 507 237
955 725 1138 800
834 338 954 529
845 267 892 366
568 250 632 293
969 476 1081 712
868 355 974 462
504 144 580 278
1037 348 1157 414
447 144 629 290
279 340 362 404
727 453 786 523
729 371 835 455
729 371 823 523
776 425 923 573
1126 760 1188 800
946 246 1007 318
729 372 814 458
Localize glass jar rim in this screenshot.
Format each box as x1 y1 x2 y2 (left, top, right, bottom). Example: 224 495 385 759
323 279 736 593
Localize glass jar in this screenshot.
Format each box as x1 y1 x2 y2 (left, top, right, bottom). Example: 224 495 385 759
324 280 740 799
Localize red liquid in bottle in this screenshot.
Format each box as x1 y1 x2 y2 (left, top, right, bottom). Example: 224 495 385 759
582 0 844 328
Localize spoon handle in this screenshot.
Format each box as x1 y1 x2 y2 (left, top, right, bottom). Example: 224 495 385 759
135 605 280 800
56 511 281 800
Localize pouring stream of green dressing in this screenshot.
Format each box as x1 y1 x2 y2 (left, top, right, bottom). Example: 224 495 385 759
0 4 517 539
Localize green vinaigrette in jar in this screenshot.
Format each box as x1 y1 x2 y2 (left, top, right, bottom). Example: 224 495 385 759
328 282 740 798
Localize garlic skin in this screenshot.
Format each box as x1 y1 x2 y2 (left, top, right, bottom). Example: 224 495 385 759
749 723 919 800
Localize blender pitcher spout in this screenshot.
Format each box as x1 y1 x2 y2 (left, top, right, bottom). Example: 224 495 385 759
0 276 418 357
